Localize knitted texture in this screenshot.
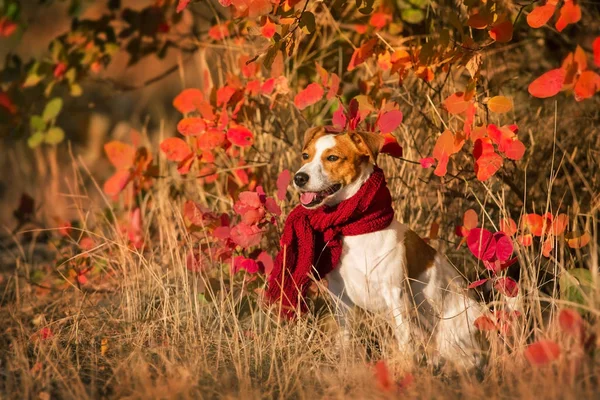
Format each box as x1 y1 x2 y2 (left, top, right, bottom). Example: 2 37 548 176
265 166 394 317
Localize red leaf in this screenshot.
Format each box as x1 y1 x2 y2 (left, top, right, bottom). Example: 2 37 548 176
489 20 513 43
527 5 556 28
197 129 226 150
380 133 403 158
217 86 236 106
443 92 470 114
173 88 203 113
0 18 18 37
177 117 207 136
369 12 392 29
593 37 600 68
494 277 519 297
494 232 514 261
104 141 135 170
377 110 403 134
373 360 392 392
103 170 131 197
474 315 497 331
276 170 291 201
574 71 600 102
264 197 281 216
261 18 276 39
230 222 263 248
176 0 190 13
528 68 565 98
227 124 254 147
184 200 205 226
504 138 526 161
257 251 274 275
555 2 581 32
419 157 435 169
294 83 324 110
327 73 340 100
525 340 561 366
160 137 192 161
332 103 347 129
558 309 585 340
0 91 17 114
233 256 260 274
468 278 489 289
474 139 503 181
467 228 496 261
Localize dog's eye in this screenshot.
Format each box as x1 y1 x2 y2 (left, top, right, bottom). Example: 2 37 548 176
302 153 309 160
327 155 340 162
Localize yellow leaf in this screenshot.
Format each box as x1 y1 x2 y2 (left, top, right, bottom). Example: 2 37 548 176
488 96 513 113
101 338 109 356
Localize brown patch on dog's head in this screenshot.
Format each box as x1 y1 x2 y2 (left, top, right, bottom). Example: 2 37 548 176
301 126 328 163
404 230 437 280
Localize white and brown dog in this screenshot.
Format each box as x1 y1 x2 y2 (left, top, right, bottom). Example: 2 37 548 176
293 127 485 368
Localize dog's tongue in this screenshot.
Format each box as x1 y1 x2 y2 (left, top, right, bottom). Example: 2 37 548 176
300 192 317 205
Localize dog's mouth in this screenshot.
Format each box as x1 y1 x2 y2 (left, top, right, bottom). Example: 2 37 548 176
299 183 342 208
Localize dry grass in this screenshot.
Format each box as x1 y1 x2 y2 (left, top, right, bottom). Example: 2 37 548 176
1 2 600 399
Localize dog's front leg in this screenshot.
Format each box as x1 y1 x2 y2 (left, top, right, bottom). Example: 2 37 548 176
382 286 413 353
326 271 355 350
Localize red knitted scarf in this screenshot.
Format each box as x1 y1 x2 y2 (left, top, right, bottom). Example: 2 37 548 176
265 166 394 317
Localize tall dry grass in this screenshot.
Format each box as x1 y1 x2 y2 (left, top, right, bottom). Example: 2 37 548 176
1 2 600 399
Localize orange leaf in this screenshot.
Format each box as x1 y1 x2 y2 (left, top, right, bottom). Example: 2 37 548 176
574 71 600 102
528 68 565 98
160 137 192 162
565 231 591 248
467 13 490 29
473 139 503 181
500 218 518 236
443 92 470 114
551 214 569 235
261 18 276 39
432 130 459 177
464 209 479 231
573 45 587 73
177 117 207 136
104 141 135 170
521 213 544 236
227 124 254 147
488 96 513 113
518 233 533 247
474 316 497 331
527 5 556 28
294 83 324 110
524 340 561 366
348 39 377 71
103 170 131 197
208 23 230 40
489 20 513 43
503 139 526 161
369 12 392 29
197 129 226 150
555 3 581 32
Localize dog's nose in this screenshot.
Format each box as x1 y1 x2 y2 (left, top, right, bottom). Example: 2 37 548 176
294 172 309 187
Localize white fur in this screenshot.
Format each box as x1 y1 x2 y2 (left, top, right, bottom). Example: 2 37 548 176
296 136 485 368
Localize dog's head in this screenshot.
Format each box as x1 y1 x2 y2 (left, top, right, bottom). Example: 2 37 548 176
293 127 384 209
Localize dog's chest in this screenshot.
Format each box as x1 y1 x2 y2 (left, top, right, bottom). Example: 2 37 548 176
328 220 408 312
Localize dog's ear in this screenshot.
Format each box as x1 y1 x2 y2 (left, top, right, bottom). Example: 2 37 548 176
349 131 384 164
302 126 326 149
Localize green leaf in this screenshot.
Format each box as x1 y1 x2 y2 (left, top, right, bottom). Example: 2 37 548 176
30 115 46 132
45 127 65 145
44 81 56 97
560 268 595 310
27 132 45 148
42 98 63 122
70 83 83 97
65 68 77 84
299 11 316 34
406 0 428 8
23 72 43 88
401 8 425 24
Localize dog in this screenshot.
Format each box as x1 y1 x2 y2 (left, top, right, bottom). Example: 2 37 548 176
292 126 485 368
